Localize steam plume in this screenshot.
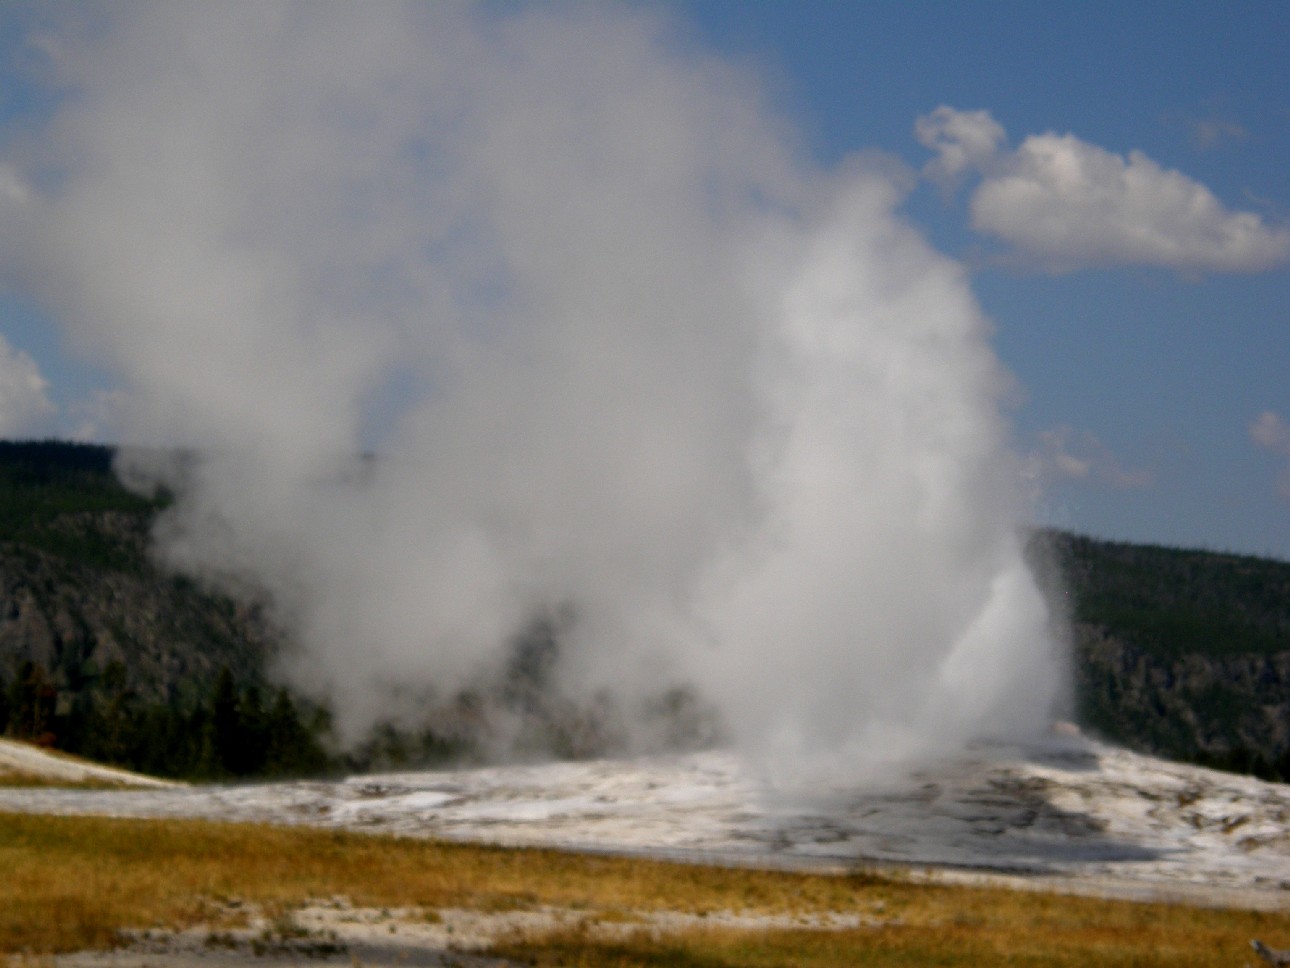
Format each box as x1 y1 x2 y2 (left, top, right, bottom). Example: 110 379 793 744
3 2 1063 774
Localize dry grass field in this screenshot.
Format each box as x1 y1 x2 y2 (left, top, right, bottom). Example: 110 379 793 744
1 810 1287 966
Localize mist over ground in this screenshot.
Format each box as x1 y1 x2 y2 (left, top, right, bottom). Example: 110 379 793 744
1 2 1064 779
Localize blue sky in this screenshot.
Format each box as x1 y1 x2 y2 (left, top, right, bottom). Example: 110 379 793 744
1 1 1288 560
680 0 1290 559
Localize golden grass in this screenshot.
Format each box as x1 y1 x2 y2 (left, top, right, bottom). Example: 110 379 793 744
492 921 1266 968
1 810 1287 965
496 890 1290 967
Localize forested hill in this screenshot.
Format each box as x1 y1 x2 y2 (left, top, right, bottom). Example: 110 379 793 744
0 439 327 779
1 439 1288 781
1033 530 1290 780
0 439 691 777
1042 530 1290 659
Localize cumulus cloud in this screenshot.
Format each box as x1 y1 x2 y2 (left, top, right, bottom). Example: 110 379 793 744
0 3 1063 778
0 334 56 437
1026 426 1152 490
915 105 1005 190
916 106 1289 273
1251 410 1290 502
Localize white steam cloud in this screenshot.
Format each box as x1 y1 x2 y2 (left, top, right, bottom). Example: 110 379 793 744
3 3 1062 776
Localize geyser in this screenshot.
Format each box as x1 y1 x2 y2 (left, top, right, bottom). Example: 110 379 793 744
1 2 1063 775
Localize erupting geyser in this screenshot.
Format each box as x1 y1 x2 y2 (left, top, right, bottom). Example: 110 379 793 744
1 2 1064 777
690 175 1063 780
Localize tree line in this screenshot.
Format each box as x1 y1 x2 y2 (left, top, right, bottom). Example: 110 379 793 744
1 658 329 780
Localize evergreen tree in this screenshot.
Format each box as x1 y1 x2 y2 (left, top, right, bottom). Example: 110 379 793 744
96 660 135 766
232 683 266 775
263 688 328 777
8 660 57 742
208 666 241 777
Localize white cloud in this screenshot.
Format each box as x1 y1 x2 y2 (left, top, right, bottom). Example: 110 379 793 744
1026 425 1152 490
974 135 1290 273
1250 410 1290 502
916 106 1290 273
0 334 56 438
915 106 1005 190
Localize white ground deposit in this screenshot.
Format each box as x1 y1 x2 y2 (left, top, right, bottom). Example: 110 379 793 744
2 732 1288 910
0 737 180 788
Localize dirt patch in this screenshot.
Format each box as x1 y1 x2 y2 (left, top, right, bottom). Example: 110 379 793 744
42 895 886 968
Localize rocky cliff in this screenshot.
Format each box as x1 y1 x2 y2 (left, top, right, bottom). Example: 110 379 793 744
0 510 278 706
1075 626 1290 777
0 443 280 703
0 441 316 777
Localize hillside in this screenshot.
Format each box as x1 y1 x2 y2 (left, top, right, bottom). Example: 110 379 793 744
1 440 1287 781
1034 530 1290 779
0 440 667 777
0 440 327 779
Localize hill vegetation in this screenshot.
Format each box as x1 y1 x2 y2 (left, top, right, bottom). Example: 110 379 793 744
0 440 682 778
1033 530 1290 780
0 440 328 779
1 440 1287 781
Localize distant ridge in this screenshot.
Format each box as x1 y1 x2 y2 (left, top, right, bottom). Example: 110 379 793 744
1033 529 1290 780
